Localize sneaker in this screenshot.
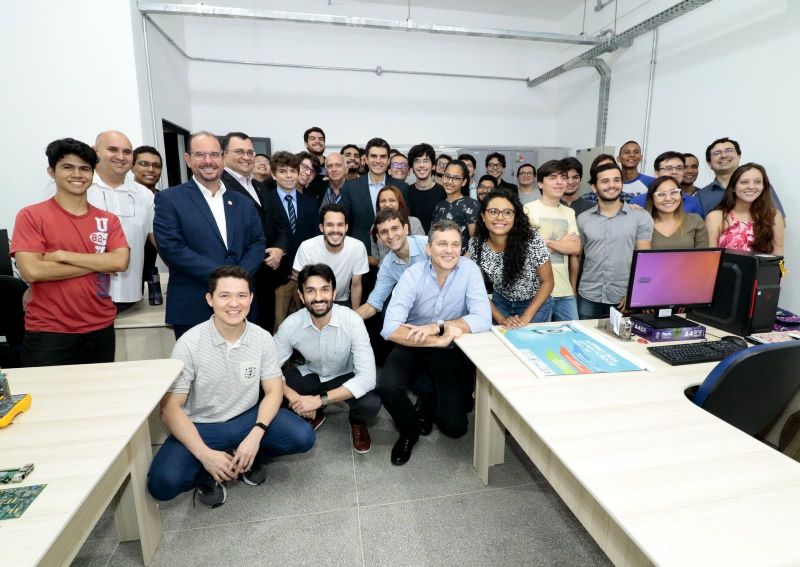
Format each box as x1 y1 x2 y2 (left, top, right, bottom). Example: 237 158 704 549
350 421 371 454
194 480 226 508
241 463 267 486
309 409 326 431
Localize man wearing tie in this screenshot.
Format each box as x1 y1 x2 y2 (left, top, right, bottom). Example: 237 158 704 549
221 132 289 331
154 131 266 339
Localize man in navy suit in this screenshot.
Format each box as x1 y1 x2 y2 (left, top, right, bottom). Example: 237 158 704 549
220 132 289 332
154 131 266 339
267 150 321 332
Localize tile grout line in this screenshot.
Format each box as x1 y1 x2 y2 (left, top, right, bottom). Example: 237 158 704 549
351 447 367 567
358 480 540 511
102 541 119 567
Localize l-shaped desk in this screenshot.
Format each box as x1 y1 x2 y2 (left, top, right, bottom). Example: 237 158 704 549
457 322 800 567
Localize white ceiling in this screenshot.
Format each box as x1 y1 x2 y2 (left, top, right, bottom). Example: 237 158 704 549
339 0 588 20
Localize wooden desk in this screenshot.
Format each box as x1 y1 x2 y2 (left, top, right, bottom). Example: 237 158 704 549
458 323 800 567
0 359 182 567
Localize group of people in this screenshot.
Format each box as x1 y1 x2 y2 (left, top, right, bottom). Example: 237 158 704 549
8 127 785 509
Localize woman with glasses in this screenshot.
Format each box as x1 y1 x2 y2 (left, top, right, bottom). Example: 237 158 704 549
705 163 784 255
369 185 425 264
431 161 479 254
645 176 708 249
516 163 538 205
469 188 554 327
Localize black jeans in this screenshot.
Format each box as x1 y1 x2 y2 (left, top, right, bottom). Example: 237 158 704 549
22 324 116 367
283 367 381 422
377 345 473 438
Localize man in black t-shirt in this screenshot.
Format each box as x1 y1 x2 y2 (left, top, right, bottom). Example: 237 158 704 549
407 143 445 233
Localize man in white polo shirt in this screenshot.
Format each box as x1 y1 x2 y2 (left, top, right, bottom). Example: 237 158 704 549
147 266 315 508
293 203 369 308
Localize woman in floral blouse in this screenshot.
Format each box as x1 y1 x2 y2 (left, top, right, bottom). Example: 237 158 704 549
431 160 480 254
468 188 555 327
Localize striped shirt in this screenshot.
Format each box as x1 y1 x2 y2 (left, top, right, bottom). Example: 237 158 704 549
168 317 282 423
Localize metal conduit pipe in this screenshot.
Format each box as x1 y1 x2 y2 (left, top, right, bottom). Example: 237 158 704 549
141 15 160 154
641 29 659 171
143 14 529 84
561 58 611 146
137 2 603 46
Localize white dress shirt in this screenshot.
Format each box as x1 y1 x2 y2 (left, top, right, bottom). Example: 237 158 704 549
194 176 228 248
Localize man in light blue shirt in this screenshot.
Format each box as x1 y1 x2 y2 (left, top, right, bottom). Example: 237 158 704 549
377 220 491 466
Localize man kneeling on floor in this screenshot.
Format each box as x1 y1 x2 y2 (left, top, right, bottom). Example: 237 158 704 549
378 220 491 465
275 263 380 453
147 266 315 508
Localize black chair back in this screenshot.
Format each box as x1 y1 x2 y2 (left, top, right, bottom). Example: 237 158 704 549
0 275 28 368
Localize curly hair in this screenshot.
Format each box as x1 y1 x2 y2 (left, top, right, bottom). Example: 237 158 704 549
716 163 776 253
473 188 537 287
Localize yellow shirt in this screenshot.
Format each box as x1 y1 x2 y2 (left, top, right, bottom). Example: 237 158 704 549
524 200 578 297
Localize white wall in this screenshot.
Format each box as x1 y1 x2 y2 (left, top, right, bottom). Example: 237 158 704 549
0 1 148 232
551 0 800 311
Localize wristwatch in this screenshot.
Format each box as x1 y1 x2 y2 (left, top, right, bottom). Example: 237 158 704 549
253 421 268 433
319 392 329 408
437 319 445 336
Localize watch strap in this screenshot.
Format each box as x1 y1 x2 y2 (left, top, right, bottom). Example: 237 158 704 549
253 421 268 433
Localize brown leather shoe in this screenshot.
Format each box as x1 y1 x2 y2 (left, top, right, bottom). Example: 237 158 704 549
309 409 326 431
350 421 371 454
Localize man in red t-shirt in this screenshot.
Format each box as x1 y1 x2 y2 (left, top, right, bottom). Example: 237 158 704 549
11 138 130 366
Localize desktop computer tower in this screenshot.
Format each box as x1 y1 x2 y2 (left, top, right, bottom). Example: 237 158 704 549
689 249 782 336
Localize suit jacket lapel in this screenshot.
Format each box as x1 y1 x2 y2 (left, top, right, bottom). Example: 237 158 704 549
224 194 237 251
224 170 263 213
186 179 226 247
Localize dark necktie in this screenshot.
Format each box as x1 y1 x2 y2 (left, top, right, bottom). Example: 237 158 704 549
285 194 297 234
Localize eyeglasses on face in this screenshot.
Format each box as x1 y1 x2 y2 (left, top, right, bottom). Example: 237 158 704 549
658 165 685 173
710 147 737 159
442 174 464 183
191 151 222 160
653 189 682 200
136 160 162 169
486 162 503 169
229 149 255 157
485 208 514 219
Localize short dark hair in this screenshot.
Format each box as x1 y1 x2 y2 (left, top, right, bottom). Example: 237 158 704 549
320 202 347 224
485 152 506 168
428 219 462 244
653 151 685 171
255 153 269 161
589 153 617 181
340 144 361 156
296 151 321 175
408 143 436 164
561 156 583 178
46 138 98 169
477 174 497 187
536 160 565 183
221 132 249 152
133 145 162 163
517 163 536 178
590 162 623 185
270 151 299 170
458 153 477 168
365 138 390 155
373 208 407 237
682 152 698 162
705 137 741 162
304 127 326 143
208 265 251 294
437 154 452 163
298 263 336 292
620 140 641 151
187 131 220 154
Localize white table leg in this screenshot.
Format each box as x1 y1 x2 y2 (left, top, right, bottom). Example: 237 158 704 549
474 370 506 485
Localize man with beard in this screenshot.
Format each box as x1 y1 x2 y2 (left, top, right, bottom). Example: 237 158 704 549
275 263 379 452
341 144 361 180
303 127 326 167
576 163 653 320
320 152 347 206
293 204 369 308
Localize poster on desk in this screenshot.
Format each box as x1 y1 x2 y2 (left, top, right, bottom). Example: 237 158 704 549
492 322 651 378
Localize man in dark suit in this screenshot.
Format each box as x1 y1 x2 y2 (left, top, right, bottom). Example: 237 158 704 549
221 132 289 332
154 131 266 339
267 151 321 332
340 137 410 257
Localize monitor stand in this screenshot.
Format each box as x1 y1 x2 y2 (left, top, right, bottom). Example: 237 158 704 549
631 313 700 329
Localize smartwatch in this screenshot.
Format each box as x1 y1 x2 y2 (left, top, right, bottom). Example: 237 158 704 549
319 393 329 408
437 319 445 336
253 421 268 433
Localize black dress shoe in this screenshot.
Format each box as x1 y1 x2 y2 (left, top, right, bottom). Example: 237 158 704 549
417 414 434 436
414 395 435 436
390 434 419 466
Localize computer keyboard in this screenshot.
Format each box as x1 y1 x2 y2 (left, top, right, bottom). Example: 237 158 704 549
647 340 748 366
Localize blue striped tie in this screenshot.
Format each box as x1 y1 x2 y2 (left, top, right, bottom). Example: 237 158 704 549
285 194 297 234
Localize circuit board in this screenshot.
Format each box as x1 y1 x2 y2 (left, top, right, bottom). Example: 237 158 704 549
0 484 46 520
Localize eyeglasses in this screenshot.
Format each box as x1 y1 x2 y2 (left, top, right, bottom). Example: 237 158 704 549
135 160 162 169
658 165 685 173
486 162 503 169
442 174 464 182
190 151 222 160
391 163 409 170
709 147 737 159
436 161 450 168
653 189 682 200
101 191 136 218
299 164 314 173
229 149 255 157
478 184 495 191
485 208 514 219
518 170 534 177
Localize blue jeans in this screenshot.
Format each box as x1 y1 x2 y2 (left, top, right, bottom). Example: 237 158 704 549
549 295 579 322
147 405 315 501
577 295 616 320
492 292 552 324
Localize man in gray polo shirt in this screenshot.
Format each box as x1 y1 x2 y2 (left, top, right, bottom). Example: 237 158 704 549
577 162 653 319
147 266 315 508
276 263 380 454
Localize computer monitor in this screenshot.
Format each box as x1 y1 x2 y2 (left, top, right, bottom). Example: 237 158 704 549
625 248 724 328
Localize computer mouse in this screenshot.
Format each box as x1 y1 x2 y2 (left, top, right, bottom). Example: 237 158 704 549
720 335 749 348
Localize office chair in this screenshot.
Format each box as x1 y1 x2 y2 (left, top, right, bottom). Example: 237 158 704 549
0 275 28 368
689 342 800 438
